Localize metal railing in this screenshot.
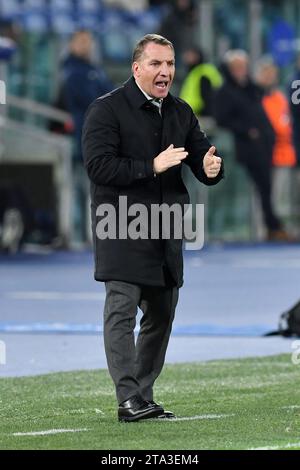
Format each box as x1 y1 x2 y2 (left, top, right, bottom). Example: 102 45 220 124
6 94 71 123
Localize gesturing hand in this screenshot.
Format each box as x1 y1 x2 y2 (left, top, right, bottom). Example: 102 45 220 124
153 144 188 174
203 146 222 178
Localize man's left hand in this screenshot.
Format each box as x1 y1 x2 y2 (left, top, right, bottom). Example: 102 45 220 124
203 146 222 178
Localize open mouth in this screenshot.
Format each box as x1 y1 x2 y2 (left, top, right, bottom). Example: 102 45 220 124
155 81 169 90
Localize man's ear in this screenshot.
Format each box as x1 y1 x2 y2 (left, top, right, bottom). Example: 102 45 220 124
132 61 140 78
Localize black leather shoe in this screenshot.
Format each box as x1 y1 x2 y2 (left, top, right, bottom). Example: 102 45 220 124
148 400 176 419
118 395 162 422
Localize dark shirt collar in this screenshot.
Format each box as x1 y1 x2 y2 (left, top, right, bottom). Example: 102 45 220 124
123 76 175 110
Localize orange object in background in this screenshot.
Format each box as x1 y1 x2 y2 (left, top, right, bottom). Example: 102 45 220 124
262 90 296 167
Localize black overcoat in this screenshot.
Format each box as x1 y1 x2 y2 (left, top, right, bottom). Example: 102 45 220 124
82 77 223 287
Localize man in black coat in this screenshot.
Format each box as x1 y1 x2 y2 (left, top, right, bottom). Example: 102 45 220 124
214 49 286 240
82 34 223 422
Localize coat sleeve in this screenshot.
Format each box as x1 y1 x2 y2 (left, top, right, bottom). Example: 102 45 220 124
82 100 155 187
184 109 224 186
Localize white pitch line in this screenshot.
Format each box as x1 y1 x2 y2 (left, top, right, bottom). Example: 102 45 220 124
281 405 300 410
13 428 89 437
249 442 300 450
6 291 105 301
166 414 234 422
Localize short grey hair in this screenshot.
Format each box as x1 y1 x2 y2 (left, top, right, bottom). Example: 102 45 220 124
132 34 174 63
223 49 249 64
254 55 276 76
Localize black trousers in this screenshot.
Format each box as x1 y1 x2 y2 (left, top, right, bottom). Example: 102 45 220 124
243 156 281 231
103 280 179 404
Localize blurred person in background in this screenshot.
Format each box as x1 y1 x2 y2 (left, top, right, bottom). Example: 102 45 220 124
289 55 300 237
82 34 223 422
255 57 296 168
255 57 296 231
62 30 113 159
215 49 289 241
61 30 113 242
159 0 198 58
289 54 300 166
180 46 223 135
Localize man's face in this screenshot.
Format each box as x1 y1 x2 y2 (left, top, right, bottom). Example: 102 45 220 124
70 32 93 60
132 42 175 98
229 57 249 85
257 64 278 88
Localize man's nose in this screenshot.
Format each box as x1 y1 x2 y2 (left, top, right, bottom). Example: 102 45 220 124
159 62 169 76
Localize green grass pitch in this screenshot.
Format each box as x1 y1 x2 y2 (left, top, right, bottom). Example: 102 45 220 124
1 354 300 450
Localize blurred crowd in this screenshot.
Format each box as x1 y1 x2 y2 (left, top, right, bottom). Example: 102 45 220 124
1 0 300 250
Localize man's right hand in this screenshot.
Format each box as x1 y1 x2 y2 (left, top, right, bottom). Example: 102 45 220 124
153 144 188 174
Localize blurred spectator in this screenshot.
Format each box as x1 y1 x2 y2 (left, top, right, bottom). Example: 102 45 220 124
289 54 300 166
215 49 289 241
289 55 300 237
159 0 197 58
255 57 296 168
60 30 114 242
61 30 113 162
255 57 296 233
180 46 223 118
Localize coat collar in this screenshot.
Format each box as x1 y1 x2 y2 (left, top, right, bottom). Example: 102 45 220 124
123 76 176 110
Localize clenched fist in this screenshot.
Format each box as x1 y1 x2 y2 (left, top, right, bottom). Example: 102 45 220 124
203 146 222 178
